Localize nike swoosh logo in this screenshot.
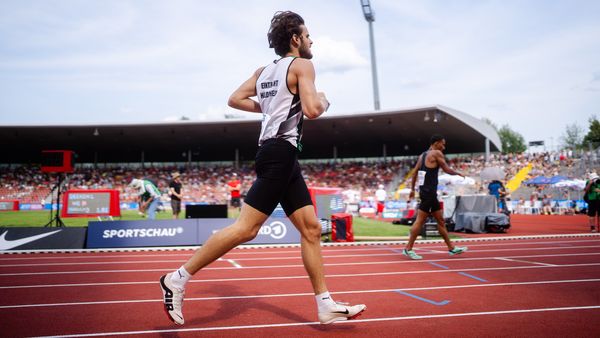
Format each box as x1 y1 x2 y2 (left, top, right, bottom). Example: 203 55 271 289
0 230 62 250
333 309 349 314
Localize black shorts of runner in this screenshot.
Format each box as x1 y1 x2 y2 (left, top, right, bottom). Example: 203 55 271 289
230 197 241 208
244 138 313 216
587 200 600 217
418 190 441 213
171 199 181 214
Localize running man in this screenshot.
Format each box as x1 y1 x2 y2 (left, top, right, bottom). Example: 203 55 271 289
403 134 468 260
159 11 366 325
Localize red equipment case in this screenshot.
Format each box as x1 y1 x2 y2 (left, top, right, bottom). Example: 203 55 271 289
331 213 354 242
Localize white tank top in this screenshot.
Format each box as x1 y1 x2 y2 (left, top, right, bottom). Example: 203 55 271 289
256 56 304 149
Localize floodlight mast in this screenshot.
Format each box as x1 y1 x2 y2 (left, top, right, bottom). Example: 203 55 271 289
361 0 380 110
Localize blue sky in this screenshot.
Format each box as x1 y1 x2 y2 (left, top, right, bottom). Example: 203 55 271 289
1 0 599 150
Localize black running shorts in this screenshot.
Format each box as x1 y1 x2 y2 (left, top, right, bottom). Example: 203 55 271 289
230 197 241 208
418 190 441 213
588 200 600 217
244 138 313 216
171 199 181 214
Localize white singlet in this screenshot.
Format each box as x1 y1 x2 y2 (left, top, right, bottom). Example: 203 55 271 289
255 56 304 149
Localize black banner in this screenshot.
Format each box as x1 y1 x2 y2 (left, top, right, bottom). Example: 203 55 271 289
0 227 87 251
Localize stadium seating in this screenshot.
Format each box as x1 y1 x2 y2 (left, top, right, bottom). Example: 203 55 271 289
0 150 592 215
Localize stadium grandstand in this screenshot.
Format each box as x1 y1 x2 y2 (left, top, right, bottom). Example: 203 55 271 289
0 105 595 215
1 105 500 163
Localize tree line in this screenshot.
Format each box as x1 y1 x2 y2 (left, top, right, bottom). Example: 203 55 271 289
482 116 600 153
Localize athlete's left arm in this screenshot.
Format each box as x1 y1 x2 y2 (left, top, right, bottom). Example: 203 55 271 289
228 67 263 113
436 151 464 177
293 59 329 119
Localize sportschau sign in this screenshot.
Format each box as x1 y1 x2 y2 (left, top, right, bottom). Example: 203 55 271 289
86 218 299 248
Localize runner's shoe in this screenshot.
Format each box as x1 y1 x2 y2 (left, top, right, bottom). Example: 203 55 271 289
449 246 468 256
318 301 367 324
402 249 422 260
159 273 185 325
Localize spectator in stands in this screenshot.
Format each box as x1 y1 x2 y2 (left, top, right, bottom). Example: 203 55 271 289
169 172 183 219
541 194 553 215
516 197 525 214
530 187 541 203
488 180 507 212
130 178 162 220
227 173 242 210
375 184 386 217
584 172 600 232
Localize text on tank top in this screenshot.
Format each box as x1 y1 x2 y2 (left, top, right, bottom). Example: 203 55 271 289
255 56 304 149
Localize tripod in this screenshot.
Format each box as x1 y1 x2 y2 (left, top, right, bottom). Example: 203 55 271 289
44 173 66 227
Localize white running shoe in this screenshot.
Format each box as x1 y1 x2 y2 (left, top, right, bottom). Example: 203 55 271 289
159 273 185 325
318 301 367 324
449 246 468 256
402 249 423 260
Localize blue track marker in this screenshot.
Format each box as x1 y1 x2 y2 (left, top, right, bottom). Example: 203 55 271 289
428 261 449 270
395 290 450 306
457 272 488 282
428 261 487 282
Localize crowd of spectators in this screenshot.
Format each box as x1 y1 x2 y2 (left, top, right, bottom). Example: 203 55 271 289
0 160 407 206
0 150 591 212
0 166 51 204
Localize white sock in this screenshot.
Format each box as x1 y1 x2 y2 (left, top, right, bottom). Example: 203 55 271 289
316 291 336 312
170 265 191 290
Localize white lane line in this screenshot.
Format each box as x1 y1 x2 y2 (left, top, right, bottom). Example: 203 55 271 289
3 278 600 309
0 259 187 268
3 244 600 268
3 233 598 256
417 248 446 254
0 268 171 277
0 247 390 261
3 252 600 277
218 257 242 268
2 262 600 289
495 257 557 267
227 259 242 268
32 305 600 337
2 238 599 261
227 245 600 260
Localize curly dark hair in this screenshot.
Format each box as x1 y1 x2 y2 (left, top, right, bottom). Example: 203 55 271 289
268 11 305 57
430 134 445 145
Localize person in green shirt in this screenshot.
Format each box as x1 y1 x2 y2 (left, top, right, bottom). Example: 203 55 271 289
584 172 600 232
129 178 162 220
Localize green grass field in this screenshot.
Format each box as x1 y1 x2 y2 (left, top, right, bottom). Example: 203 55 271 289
0 209 411 237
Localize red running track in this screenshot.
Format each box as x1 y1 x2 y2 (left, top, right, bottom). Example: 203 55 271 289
1 235 600 337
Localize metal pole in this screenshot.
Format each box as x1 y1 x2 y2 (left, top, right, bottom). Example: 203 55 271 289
235 148 239 169
368 20 380 110
485 138 490 163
